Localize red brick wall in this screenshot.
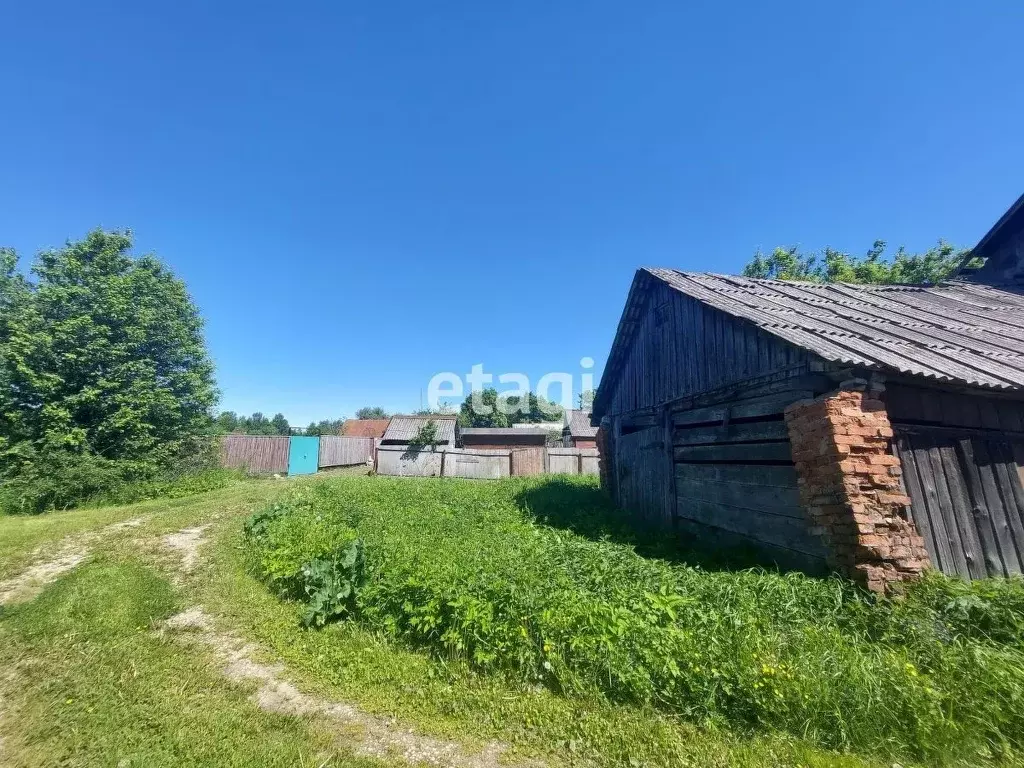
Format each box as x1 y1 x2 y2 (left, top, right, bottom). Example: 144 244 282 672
573 438 598 449
784 383 930 592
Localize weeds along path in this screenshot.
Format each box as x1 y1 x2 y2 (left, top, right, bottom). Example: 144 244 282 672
0 517 145 606
158 523 532 768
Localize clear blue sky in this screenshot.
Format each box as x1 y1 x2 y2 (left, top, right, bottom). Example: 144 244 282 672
2 2 1022 425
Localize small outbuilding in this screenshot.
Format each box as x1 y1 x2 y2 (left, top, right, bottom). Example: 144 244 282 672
380 414 459 448
594 193 1024 590
460 428 548 450
562 409 600 449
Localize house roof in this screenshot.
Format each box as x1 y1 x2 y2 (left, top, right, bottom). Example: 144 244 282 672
956 191 1024 279
596 268 1024 416
565 410 598 438
382 414 458 443
341 419 390 438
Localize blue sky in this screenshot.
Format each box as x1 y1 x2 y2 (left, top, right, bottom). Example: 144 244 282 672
2 2 1022 425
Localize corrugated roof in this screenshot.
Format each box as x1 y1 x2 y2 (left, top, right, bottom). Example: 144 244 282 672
566 409 598 437
645 269 1024 390
341 419 390 438
382 415 458 443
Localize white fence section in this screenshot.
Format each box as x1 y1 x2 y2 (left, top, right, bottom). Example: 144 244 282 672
319 435 374 468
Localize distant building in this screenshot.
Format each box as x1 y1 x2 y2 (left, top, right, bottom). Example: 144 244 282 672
380 414 459 448
340 419 390 439
563 410 599 449
460 428 548 451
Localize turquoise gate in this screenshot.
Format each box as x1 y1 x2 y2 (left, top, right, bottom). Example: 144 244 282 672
287 436 320 476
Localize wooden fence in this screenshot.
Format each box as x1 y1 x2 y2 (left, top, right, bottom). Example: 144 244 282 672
376 445 599 479
220 435 289 474
319 436 374 468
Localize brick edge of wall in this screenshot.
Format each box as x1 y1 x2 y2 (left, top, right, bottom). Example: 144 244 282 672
784 380 930 592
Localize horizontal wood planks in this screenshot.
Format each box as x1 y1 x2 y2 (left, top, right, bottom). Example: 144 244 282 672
668 385 817 564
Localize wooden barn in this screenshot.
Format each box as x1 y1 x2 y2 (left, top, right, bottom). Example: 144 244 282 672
593 194 1024 590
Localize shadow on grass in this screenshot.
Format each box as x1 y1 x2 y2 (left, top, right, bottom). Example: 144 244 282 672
513 477 806 574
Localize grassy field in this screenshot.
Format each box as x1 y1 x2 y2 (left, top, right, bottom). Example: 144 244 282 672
1 471 1020 767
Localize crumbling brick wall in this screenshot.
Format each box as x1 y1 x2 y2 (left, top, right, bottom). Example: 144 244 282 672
784 382 930 592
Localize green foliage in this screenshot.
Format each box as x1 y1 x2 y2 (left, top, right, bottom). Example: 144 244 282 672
246 475 1024 764
457 388 564 428
355 406 390 420
304 417 345 436
0 231 218 512
216 411 291 436
578 389 596 410
244 493 365 627
742 240 972 285
407 419 440 451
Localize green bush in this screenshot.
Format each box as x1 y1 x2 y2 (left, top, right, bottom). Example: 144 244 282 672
245 475 1024 764
0 442 243 515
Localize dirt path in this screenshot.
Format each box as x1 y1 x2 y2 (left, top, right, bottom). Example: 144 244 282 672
159 526 528 768
0 517 145 606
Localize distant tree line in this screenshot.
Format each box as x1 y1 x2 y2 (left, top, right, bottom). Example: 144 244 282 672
215 411 290 436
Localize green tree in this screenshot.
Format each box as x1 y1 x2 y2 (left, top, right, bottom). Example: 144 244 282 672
270 413 290 436
577 389 596 410
742 241 971 285
355 406 389 420
456 389 563 428
0 230 218 511
304 417 344 436
215 411 240 434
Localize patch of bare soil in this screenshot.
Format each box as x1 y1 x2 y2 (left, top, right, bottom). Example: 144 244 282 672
0 517 145 606
159 526 529 768
161 606 514 768
161 526 209 574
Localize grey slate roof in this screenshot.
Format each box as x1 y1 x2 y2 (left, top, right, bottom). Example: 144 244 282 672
646 269 1024 390
382 415 458 443
565 410 598 437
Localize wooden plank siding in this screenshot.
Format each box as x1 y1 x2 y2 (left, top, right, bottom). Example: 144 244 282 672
604 285 809 418
220 435 290 474
888 385 1024 579
318 436 374 467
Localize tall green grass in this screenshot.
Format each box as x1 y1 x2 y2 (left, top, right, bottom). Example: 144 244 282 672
245 475 1024 764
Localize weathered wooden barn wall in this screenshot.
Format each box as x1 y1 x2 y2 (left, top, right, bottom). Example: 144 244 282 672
604 284 809 417
220 435 289 474
318 436 374 467
605 368 833 572
885 384 1024 578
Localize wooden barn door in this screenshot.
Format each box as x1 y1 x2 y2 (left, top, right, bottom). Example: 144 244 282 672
893 428 1024 579
616 426 673 529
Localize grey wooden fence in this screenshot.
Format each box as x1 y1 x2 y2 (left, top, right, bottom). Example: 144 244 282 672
319 436 374 468
220 435 289 474
375 446 599 479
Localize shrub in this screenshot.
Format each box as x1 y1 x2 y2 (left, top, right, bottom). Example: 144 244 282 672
0 441 242 515
245 475 1024 764
245 493 364 626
